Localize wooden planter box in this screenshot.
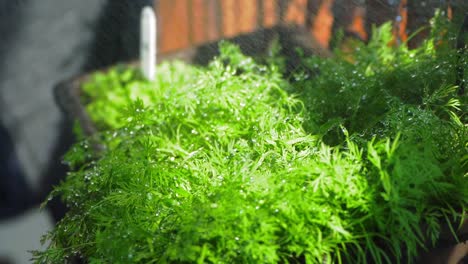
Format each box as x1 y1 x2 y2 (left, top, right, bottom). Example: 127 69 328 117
52 25 468 264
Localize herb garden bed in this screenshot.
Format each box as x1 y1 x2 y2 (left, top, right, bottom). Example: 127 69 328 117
36 14 467 264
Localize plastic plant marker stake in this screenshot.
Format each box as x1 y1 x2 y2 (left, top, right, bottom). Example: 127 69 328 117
140 6 157 81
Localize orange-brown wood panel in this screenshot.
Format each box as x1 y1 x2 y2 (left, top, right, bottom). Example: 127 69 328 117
221 0 240 37
285 0 307 25
238 0 258 33
447 4 453 20
190 0 206 44
396 0 408 43
348 6 368 40
205 0 221 42
263 0 277 27
158 0 191 53
311 0 334 48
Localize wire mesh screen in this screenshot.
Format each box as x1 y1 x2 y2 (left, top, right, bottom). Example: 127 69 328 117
155 0 467 54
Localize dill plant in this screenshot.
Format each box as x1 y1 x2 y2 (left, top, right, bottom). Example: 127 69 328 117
35 14 467 264
292 13 467 146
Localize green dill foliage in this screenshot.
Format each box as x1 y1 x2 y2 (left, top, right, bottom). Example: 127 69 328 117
294 12 466 144
34 14 467 264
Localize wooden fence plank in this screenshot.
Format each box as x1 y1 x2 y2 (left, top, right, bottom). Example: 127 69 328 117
396 0 408 44
239 0 258 33
190 0 206 44
348 6 368 40
263 0 277 27
311 0 334 48
158 0 191 53
205 0 221 42
221 0 240 37
285 0 307 25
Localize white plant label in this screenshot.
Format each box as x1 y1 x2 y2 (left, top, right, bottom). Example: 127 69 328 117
140 6 156 81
